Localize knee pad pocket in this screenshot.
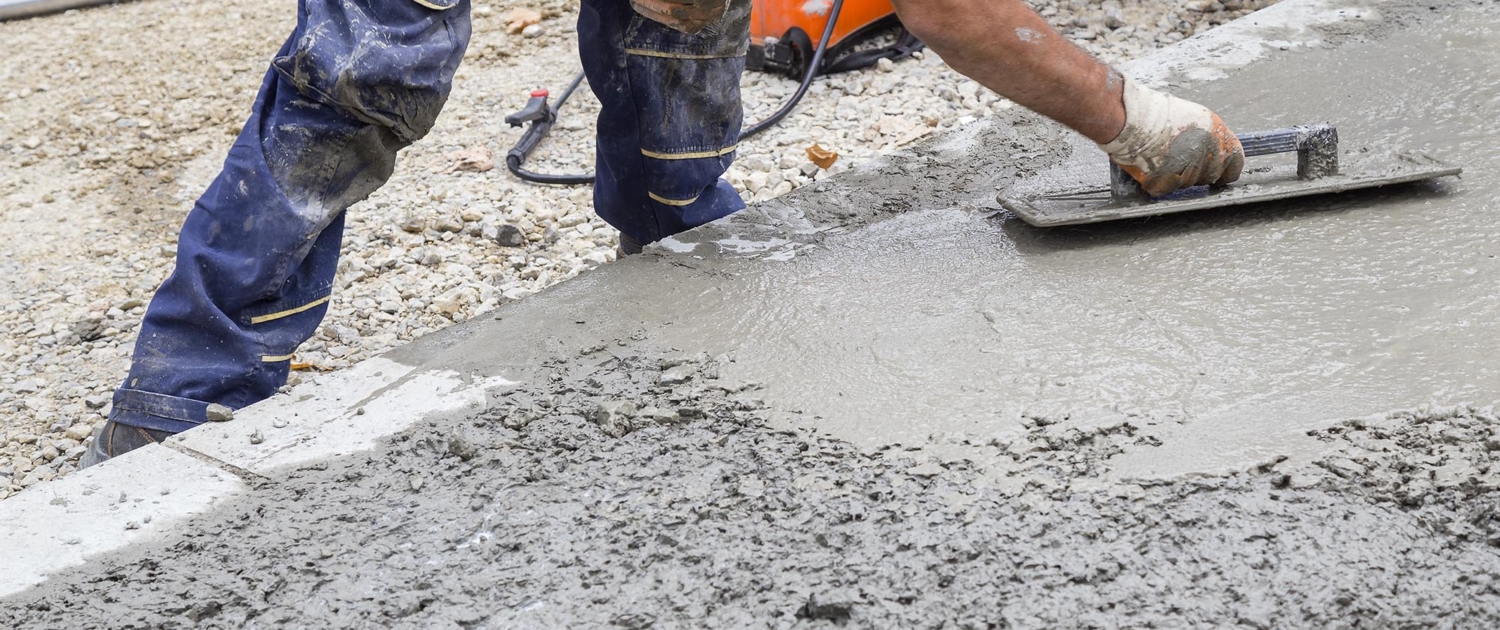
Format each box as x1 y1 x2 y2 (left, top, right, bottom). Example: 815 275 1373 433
622 0 749 162
273 0 470 143
623 0 751 59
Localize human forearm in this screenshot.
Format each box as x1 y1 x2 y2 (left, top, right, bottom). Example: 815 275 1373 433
890 0 1125 143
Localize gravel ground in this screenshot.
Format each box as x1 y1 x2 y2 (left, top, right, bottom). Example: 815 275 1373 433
0 0 1278 497
4 344 1497 628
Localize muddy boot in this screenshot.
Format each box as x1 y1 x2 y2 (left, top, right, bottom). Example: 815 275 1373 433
79 421 177 469
617 232 645 257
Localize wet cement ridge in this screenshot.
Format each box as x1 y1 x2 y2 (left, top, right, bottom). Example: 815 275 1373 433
3 347 1498 628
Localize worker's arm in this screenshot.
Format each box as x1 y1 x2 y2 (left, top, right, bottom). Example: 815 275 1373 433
890 0 1244 196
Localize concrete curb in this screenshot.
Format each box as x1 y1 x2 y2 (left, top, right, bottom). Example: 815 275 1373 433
173 358 515 475
0 445 244 597
0 0 1374 601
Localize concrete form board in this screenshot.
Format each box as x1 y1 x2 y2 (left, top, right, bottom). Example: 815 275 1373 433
0 444 245 598
173 358 516 475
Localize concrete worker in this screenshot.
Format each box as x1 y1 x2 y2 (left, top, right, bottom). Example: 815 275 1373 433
82 0 1245 465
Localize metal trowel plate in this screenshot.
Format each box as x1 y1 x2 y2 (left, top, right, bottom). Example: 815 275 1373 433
999 151 1462 227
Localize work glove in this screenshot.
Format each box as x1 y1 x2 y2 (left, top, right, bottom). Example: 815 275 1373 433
1100 78 1245 197
630 0 730 34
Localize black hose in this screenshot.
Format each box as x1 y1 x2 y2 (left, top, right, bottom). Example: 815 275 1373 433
507 0 845 185
739 0 843 140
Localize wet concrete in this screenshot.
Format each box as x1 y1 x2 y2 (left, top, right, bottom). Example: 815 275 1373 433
374 0 1500 480
5 0 1500 627
674 0 1500 477
5 349 1500 628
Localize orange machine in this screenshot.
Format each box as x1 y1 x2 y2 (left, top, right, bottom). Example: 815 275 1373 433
747 0 922 79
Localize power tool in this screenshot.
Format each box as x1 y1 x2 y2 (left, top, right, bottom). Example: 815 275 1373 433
749 0 921 79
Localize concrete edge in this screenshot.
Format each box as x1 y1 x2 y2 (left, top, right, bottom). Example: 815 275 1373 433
0 0 126 21
0 0 1376 601
172 358 516 475
1121 0 1383 85
0 444 246 598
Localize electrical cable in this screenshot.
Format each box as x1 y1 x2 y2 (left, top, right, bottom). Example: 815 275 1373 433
506 0 846 185
738 0 843 140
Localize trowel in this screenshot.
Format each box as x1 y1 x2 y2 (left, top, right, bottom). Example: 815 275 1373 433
998 124 1463 227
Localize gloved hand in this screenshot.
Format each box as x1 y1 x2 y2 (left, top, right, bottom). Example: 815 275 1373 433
1100 78 1245 197
630 0 729 34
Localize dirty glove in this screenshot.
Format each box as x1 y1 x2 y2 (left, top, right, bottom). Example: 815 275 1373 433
1100 78 1245 197
630 0 729 34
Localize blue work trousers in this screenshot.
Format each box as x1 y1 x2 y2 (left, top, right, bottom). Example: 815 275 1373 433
111 0 748 434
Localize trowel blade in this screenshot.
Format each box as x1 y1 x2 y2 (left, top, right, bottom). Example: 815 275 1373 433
999 151 1462 228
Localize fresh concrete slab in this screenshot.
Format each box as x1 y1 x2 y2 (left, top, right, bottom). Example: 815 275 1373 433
0 443 245 598
379 0 1497 483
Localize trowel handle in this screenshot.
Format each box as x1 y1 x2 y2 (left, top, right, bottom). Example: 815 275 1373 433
1237 124 1339 179
1110 123 1340 201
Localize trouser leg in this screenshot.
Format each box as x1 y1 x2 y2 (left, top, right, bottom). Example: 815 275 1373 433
579 0 751 246
104 0 471 439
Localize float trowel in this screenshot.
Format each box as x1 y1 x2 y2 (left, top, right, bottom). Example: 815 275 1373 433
998 124 1463 227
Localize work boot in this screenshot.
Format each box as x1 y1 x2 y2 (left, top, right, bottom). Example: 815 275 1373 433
617 232 645 257
79 421 177 469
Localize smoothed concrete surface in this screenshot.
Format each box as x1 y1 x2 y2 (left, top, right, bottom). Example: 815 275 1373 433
375 0 1498 482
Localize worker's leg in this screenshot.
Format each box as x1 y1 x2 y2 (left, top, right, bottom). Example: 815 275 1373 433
578 0 751 249
83 0 470 465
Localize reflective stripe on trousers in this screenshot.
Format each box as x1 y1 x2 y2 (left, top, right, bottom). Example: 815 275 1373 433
111 0 750 434
111 0 471 433
579 0 749 245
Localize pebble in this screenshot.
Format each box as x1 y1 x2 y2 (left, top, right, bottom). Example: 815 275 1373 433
803 591 859 621
906 462 946 478
493 223 526 248
659 365 697 385
205 404 234 422
591 400 637 438
736 475 766 498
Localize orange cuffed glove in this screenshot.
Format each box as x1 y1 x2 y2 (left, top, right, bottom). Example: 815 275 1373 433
629 0 729 34
1100 78 1245 197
